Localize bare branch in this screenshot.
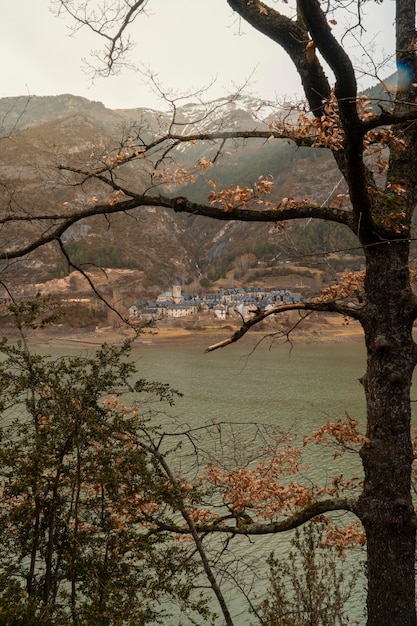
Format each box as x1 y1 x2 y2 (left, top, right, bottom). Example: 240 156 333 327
205 300 363 352
226 0 331 116
361 104 417 133
54 0 148 75
56 239 134 330
57 167 357 227
138 437 235 626
156 497 358 536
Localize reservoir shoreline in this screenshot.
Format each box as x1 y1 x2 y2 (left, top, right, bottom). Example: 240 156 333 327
15 314 365 351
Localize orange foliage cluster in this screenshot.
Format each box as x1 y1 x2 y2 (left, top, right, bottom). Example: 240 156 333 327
207 175 274 212
101 141 147 168
104 150 131 167
187 507 220 525
356 96 378 123
196 423 364 536
305 414 368 458
270 93 344 151
102 399 367 553
317 270 365 302
153 165 197 188
386 181 407 195
197 157 213 170
86 190 126 207
270 94 407 175
275 196 315 211
321 521 366 557
328 474 363 496
201 443 322 521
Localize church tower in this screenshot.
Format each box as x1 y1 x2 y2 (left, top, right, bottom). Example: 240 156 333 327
172 282 182 304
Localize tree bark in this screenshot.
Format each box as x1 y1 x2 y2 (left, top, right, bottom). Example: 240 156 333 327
226 0 331 116
358 240 417 626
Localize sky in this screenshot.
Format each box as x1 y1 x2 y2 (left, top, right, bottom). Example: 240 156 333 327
1 0 396 111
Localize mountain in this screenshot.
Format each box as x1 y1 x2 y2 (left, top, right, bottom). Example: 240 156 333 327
0 94 362 301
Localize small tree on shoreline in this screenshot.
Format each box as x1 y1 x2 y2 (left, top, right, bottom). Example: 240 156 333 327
257 522 361 626
0 299 217 625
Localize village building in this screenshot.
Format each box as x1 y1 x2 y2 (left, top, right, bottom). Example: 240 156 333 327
213 303 227 320
166 301 199 318
129 283 304 322
235 296 258 320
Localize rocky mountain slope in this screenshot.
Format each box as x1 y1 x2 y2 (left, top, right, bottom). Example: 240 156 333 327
0 93 362 301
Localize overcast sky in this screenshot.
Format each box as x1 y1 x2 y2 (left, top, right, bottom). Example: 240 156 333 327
1 0 396 110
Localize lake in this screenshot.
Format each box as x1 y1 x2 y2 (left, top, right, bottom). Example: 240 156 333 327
31 335 407 624
134 339 367 469
130 339 369 624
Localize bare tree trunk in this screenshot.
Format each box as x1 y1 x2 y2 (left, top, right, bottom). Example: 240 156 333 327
358 242 417 625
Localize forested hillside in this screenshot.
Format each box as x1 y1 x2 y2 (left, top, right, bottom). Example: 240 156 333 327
0 93 363 297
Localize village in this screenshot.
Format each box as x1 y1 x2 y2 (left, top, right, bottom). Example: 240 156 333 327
128 283 304 322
